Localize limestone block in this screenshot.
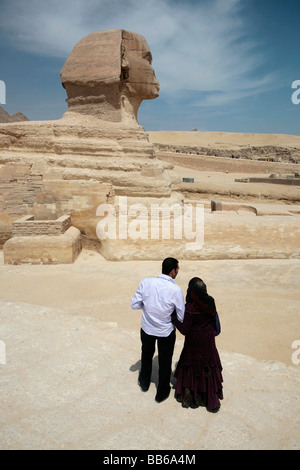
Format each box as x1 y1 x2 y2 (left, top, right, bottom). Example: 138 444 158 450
12 215 71 237
211 200 222 212
3 226 81 264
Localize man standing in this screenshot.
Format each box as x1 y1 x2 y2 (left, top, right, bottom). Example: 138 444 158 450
131 258 185 403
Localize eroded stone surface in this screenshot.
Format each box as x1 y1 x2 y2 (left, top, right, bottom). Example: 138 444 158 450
0 30 180 254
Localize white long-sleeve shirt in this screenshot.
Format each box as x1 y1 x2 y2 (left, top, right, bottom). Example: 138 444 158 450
131 274 185 337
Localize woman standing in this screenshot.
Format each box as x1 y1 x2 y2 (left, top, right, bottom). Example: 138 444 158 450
171 277 223 412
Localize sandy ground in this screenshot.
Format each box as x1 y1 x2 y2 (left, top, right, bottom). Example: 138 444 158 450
0 249 299 450
0 250 299 365
148 130 300 150
173 165 300 204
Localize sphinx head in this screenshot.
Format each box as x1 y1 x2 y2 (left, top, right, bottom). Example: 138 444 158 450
60 29 159 123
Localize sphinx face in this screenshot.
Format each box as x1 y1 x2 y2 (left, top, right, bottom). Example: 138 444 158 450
60 30 159 121
122 31 160 100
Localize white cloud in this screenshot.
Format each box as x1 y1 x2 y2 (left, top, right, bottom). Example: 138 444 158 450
0 0 275 108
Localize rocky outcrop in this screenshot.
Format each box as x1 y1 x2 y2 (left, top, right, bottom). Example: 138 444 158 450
153 142 300 164
148 131 300 164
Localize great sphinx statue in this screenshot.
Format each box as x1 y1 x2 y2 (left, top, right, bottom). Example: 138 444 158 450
61 29 160 125
0 30 183 259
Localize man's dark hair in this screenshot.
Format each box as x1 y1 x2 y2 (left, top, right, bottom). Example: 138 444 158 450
162 257 179 275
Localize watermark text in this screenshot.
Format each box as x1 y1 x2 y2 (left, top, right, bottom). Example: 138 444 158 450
0 80 6 104
292 340 300 365
291 80 300 105
96 196 204 250
0 340 6 365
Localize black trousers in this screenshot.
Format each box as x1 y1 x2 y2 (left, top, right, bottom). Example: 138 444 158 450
140 328 176 396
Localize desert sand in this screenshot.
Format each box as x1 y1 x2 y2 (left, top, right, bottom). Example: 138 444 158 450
148 130 300 153
0 243 299 450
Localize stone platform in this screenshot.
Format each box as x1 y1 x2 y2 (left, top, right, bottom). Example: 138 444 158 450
3 215 81 264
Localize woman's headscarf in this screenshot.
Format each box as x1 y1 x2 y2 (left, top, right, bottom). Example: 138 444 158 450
186 277 216 316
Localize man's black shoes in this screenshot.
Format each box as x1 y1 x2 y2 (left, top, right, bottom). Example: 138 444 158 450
138 374 150 392
155 386 171 403
138 374 171 402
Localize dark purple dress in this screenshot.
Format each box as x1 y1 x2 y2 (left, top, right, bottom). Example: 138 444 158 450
172 299 223 411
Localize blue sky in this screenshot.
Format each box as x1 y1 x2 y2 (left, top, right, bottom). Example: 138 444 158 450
0 0 299 135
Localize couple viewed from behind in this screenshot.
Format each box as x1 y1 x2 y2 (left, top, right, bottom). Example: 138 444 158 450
131 257 223 412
